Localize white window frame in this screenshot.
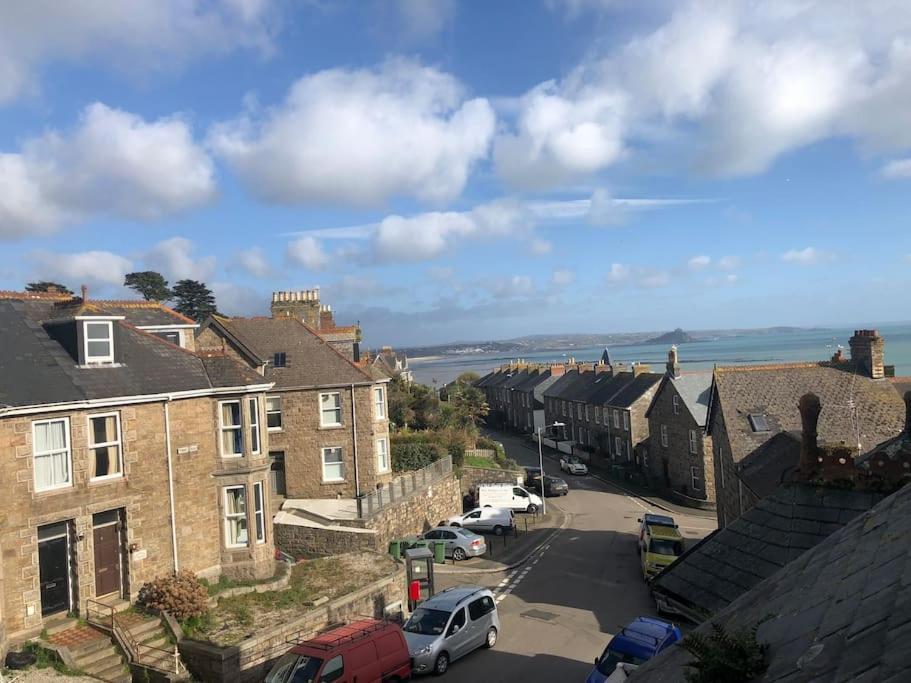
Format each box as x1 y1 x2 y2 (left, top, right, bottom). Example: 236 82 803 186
691 466 702 491
376 437 390 473
219 400 244 458
615 436 623 459
319 392 343 428
585 405 591 422
660 424 669 448
247 397 261 455
562 401 567 417
689 429 699 455
87 411 123 482
374 386 387 420
84 321 114 363
672 394 681 415
595 407 601 424
223 485 248 549
253 481 266 544
321 447 345 482
32 417 72 492
266 395 283 432
623 411 630 431
577 404 583 419
613 410 620 429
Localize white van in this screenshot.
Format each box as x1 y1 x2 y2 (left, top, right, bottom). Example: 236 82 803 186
445 507 515 535
478 483 543 513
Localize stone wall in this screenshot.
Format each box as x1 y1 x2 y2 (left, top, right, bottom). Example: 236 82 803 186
647 380 715 508
710 402 759 528
0 393 276 642
363 473 462 548
274 522 376 559
179 562 405 683
459 466 523 497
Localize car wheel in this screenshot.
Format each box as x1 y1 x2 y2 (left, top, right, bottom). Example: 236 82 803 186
453 547 466 561
451 522 461 528
493 525 504 536
527 503 538 513
484 627 498 649
434 652 449 676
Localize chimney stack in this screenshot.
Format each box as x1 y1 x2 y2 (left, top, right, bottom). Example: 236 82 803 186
798 393 822 477
80 284 88 301
550 364 565 378
849 330 885 379
667 345 681 378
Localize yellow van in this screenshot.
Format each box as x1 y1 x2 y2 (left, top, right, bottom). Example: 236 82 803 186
641 524 684 581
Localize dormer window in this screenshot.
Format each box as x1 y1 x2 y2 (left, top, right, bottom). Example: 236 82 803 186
84 321 114 363
273 352 287 368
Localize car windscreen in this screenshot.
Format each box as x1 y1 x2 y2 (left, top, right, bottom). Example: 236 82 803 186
403 607 451 636
649 539 683 556
265 653 324 683
596 647 648 675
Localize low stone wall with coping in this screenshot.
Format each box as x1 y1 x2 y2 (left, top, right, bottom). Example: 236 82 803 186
179 562 405 683
459 465 524 497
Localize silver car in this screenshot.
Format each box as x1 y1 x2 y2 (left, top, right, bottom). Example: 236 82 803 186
423 527 487 561
404 586 500 676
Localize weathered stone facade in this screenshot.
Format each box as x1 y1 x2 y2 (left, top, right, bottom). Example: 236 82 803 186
274 523 375 559
459 465 523 497
0 393 276 642
646 382 715 507
267 385 392 500
710 402 760 528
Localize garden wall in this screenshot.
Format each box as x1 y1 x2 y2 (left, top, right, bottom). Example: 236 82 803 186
179 564 405 682
459 465 523 497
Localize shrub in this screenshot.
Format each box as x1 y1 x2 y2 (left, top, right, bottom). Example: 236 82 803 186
391 441 445 472
137 571 209 621
682 622 768 683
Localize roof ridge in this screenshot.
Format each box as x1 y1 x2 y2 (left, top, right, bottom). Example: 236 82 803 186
0 290 73 300
295 318 375 382
715 361 832 373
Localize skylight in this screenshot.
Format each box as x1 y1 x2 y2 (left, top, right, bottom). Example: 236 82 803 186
748 413 770 432
273 352 287 367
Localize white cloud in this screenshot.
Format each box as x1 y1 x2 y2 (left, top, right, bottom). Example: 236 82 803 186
395 0 456 41
210 281 265 317
210 58 495 206
286 236 330 271
31 249 133 288
588 188 627 226
498 2 911 186
530 238 554 255
881 158 911 179
144 237 217 281
688 255 711 271
551 269 576 287
781 247 834 266
0 0 278 105
485 275 535 299
372 199 529 263
606 262 670 288
232 247 271 278
427 266 456 282
718 255 741 271
0 103 215 238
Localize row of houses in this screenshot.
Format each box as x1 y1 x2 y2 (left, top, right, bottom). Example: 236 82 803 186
0 288 399 654
476 330 910 528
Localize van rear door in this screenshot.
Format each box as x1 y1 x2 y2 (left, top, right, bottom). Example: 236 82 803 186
346 641 378 682
375 630 410 679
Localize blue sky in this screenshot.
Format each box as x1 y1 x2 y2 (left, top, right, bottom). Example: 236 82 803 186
1 0 910 346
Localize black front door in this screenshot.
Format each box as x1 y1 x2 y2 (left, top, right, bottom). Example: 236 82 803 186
39 535 70 617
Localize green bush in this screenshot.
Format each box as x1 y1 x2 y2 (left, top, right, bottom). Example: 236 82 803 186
682 622 768 683
391 441 445 472
137 571 209 621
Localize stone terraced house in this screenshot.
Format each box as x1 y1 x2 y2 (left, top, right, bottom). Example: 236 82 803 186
0 291 276 653
196 310 393 507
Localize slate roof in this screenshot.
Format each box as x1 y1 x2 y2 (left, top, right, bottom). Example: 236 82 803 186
632 481 911 683
650 483 883 625
211 317 376 389
543 369 591 400
512 369 552 392
543 368 662 408
737 431 802 498
89 300 196 326
647 373 713 426
709 363 905 464
608 372 662 407
0 299 266 408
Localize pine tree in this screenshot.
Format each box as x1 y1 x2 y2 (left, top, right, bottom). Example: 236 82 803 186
171 280 217 321
124 271 172 302
25 281 73 295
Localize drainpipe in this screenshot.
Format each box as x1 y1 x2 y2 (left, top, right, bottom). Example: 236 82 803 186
351 384 361 498
163 400 179 572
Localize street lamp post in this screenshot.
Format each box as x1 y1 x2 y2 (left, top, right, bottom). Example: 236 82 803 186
537 421 565 515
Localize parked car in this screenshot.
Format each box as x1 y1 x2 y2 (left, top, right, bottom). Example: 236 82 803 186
265 618 412 683
477 483 543 513
423 527 486 561
528 474 569 497
636 513 677 553
523 466 543 486
403 586 499 676
640 524 685 581
560 455 589 475
585 617 681 682
445 507 515 536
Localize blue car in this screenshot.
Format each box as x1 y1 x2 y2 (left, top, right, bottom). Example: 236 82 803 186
585 617 682 682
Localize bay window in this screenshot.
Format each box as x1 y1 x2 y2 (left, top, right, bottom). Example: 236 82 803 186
248 397 261 455
253 482 266 544
224 486 248 548
219 400 244 457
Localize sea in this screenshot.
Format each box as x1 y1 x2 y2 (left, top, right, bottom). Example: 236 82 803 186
409 323 911 387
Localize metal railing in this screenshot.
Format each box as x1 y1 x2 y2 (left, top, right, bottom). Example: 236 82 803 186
85 600 183 676
356 456 452 518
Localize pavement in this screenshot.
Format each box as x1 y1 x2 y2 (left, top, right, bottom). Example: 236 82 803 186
432 428 717 682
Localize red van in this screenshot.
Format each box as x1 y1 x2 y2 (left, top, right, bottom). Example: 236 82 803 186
264 619 412 683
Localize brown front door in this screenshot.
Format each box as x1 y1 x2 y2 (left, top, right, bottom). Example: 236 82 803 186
93 513 121 597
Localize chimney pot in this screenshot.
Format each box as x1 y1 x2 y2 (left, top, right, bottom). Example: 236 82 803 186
80 284 88 301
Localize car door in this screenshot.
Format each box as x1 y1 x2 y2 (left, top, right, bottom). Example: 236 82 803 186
466 596 494 650
512 487 529 510
464 510 485 531
445 607 470 660
441 529 458 556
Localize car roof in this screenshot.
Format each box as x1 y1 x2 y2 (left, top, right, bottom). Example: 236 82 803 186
647 525 683 540
420 586 490 612
644 513 675 526
609 618 676 657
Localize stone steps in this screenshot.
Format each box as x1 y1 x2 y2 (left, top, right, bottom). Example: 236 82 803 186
67 629 129 683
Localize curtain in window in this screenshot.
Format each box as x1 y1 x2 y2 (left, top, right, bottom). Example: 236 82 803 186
225 488 248 545
91 415 121 477
34 421 69 489
221 402 243 455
